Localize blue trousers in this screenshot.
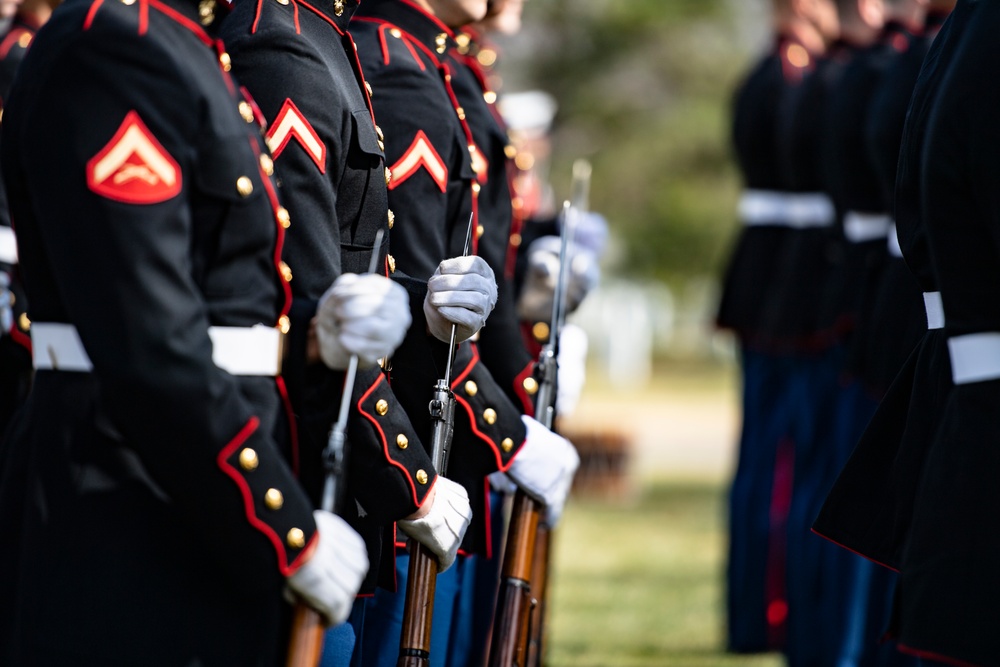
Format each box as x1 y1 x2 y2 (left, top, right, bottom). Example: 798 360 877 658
727 348 798 652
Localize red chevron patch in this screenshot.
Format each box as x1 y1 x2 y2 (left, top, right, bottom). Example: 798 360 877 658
265 98 326 174
469 142 489 183
388 130 448 193
86 111 182 205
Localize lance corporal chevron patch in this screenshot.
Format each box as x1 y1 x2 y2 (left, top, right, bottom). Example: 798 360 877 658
265 98 326 174
86 111 182 204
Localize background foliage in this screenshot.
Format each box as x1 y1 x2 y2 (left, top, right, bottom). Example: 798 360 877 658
497 0 770 287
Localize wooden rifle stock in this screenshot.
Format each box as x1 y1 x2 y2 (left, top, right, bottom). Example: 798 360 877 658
285 232 384 667
525 526 551 667
488 491 542 667
286 606 326 667
395 215 473 666
397 542 440 667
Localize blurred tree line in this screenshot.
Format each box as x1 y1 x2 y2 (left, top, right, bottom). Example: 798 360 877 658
496 0 769 288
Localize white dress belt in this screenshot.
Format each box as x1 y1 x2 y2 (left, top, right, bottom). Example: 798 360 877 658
739 190 835 228
0 227 17 265
886 222 903 258
949 332 1000 385
31 322 283 376
844 211 892 243
924 292 945 331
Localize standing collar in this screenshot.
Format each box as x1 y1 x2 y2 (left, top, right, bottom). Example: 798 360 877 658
355 0 456 57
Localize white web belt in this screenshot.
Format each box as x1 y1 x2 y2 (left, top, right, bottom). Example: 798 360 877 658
31 322 282 376
0 227 16 264
738 190 835 228
844 211 892 243
924 292 945 331
949 332 1000 385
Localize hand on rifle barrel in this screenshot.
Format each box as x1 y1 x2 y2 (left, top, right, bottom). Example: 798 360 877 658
516 236 600 322
285 510 369 626
424 255 498 343
315 273 412 369
397 476 473 571
506 415 581 526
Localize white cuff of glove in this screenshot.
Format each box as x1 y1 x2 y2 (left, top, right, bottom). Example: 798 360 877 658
398 476 472 572
423 256 498 343
507 415 580 527
488 470 519 495
316 273 412 369
556 324 588 417
286 510 369 626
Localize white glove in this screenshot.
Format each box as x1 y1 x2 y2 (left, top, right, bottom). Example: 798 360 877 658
286 510 369 626
516 236 599 322
572 211 609 257
316 273 412 369
488 470 519 494
397 476 472 572
556 324 588 417
507 415 580 527
423 256 498 343
0 272 12 334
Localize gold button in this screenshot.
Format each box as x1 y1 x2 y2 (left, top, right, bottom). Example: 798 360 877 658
198 0 215 26
523 377 539 395
510 233 522 247
512 197 524 211
387 254 396 274
478 49 497 68
17 32 32 48
483 91 497 105
278 315 291 334
334 0 343 15
276 0 289 5
277 206 291 229
365 81 373 96
238 101 255 123
502 438 514 452
121 0 135 5
504 145 517 160
416 469 429 485
385 167 392 186
390 28 402 38
280 261 293 283
515 152 535 171
456 106 466 120
236 176 254 197
239 447 259 471
435 33 447 54
259 154 274 175
18 313 30 331
476 225 485 239
464 380 478 397
483 408 497 425
472 182 481 195
375 399 389 416
396 434 409 450
444 73 452 82
219 52 232 72
387 209 395 229
532 321 550 342
287 527 306 549
264 488 284 510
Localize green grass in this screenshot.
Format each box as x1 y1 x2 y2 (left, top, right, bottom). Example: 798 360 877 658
547 480 782 667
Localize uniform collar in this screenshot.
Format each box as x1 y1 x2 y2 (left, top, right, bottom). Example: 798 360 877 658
355 0 456 59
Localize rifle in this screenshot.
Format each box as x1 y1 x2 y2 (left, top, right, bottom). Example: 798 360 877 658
489 172 582 666
397 214 475 667
525 159 591 667
286 231 384 667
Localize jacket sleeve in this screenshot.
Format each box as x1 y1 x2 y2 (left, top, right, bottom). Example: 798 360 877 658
225 23 437 521
4 30 315 580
